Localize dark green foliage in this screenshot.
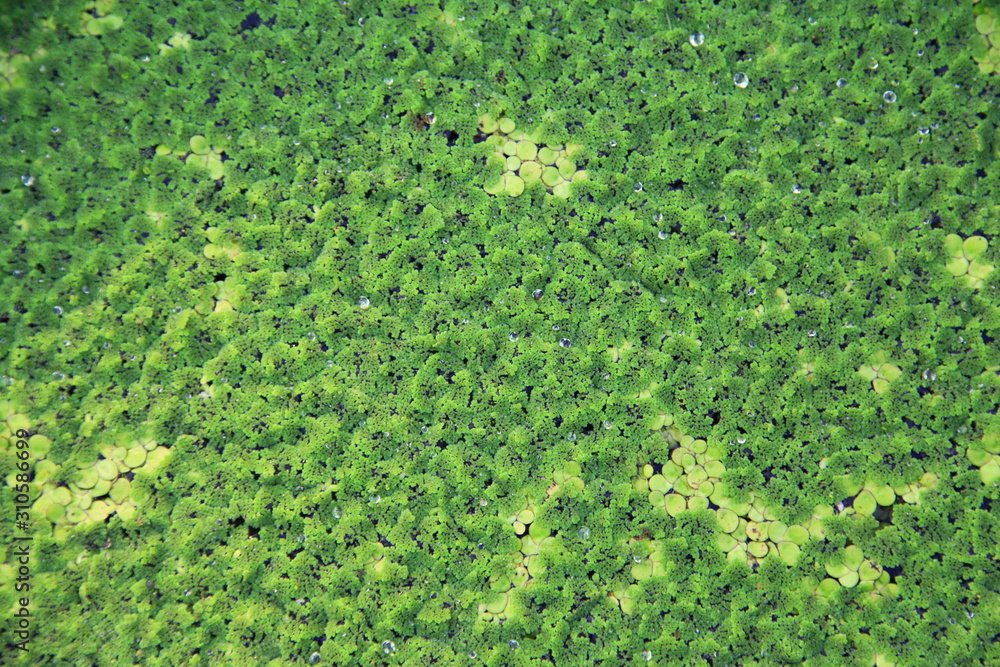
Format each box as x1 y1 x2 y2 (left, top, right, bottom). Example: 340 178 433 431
1 0 999 665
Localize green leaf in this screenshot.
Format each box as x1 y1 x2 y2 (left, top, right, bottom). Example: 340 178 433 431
838 571 859 588
944 233 964 258
190 135 210 155
980 459 1000 485
963 235 988 260
777 541 800 566
785 525 809 546
871 485 895 506
853 491 876 515
648 474 670 493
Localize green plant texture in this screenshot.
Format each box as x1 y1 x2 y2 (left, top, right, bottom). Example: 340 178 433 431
1 0 999 665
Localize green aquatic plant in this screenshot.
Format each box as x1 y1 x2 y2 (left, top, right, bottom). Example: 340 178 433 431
945 234 994 289
1 1 998 664
967 430 1000 485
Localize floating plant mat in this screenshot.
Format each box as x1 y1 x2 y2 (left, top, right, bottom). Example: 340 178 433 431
0 0 998 665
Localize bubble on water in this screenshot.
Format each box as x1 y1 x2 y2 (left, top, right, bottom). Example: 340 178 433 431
306 332 316 340
21 175 34 186
883 90 897 103
807 17 817 25
308 651 322 664
608 139 617 147
509 332 518 342
737 436 746 444
578 527 590 540
468 650 477 658
603 420 613 429
918 127 930 135
508 640 519 649
567 433 577 441
658 230 668 239
792 184 802 194
634 182 643 192
734 72 749 88
559 338 571 348
359 297 370 308
642 650 653 661
53 306 63 315
689 32 704 47
383 76 394 85
653 212 664 223
369 495 381 504
808 330 816 337
532 289 543 299
381 640 395 654
53 372 66 381
836 78 847 88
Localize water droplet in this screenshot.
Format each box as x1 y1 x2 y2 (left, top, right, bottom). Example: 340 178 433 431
918 127 929 135
51 126 61 133
508 640 519 649
734 72 749 88
82 286 90 294
567 433 577 441
552 325 560 331
807 17 817 25
836 78 847 88
747 287 756 296
359 297 370 308
369 495 381 504
883 90 897 103
532 289 543 299
468 650 477 658
603 420 612 429
426 112 436 125
21 175 34 186
807 330 817 337
306 332 316 340
653 212 664 223
737 436 746 444
608 139 617 147
658 230 668 240
642 650 653 661
52 372 65 381
509 332 518 342
358 17 365 26
382 640 396 654
53 306 63 315
689 31 704 47
634 182 643 192
792 184 802 194
559 338 571 348
383 76 394 85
